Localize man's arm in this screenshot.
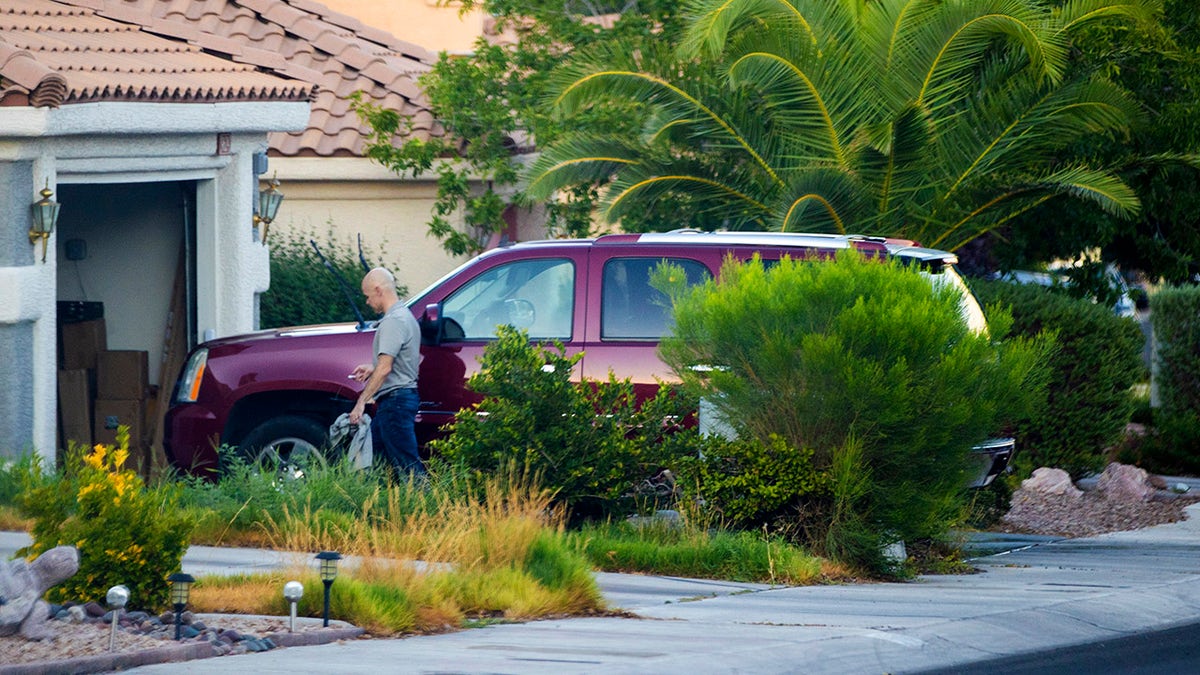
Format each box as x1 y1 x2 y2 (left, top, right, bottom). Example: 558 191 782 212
349 353 394 424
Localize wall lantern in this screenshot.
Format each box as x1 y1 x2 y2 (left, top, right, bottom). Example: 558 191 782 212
315 550 342 627
168 572 195 640
106 585 130 652
283 580 304 633
30 182 60 263
254 173 284 243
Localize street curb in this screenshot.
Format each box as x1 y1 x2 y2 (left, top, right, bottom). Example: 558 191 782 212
0 626 365 675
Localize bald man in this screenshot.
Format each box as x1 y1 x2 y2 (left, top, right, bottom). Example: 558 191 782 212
350 267 426 478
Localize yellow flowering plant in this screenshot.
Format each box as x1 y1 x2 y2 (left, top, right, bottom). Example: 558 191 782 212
17 426 195 610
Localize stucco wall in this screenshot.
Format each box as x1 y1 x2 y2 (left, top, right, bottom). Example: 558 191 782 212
0 101 308 465
270 157 471 300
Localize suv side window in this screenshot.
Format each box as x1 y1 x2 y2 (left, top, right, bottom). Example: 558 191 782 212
443 258 575 340
602 257 710 340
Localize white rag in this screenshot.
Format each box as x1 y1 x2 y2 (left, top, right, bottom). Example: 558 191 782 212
329 412 373 469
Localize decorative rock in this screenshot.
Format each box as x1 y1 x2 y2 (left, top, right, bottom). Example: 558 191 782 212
126 610 149 622
180 625 202 639
192 620 207 631
84 601 106 617
1096 463 1155 502
66 605 87 623
181 610 195 625
0 546 80 640
1020 467 1082 498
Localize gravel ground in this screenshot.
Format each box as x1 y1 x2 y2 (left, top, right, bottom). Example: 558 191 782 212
0 613 323 668
999 483 1199 538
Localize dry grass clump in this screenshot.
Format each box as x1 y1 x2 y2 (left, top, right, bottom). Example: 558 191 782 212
188 467 604 635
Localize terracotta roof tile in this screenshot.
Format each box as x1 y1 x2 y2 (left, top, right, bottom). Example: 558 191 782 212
133 0 443 156
0 0 314 108
2 0 442 156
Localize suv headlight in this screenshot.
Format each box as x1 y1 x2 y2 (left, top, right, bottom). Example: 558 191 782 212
174 348 208 403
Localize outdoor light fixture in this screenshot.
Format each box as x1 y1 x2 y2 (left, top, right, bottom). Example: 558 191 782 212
106 585 129 652
30 182 60 263
168 572 195 640
253 172 284 243
283 580 304 633
315 550 342 627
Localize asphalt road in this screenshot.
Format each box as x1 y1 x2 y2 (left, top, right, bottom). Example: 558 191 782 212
913 619 1200 675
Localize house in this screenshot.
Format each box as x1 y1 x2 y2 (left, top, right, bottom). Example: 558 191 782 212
0 0 496 468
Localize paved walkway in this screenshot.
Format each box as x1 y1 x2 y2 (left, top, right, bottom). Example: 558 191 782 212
4 503 1198 674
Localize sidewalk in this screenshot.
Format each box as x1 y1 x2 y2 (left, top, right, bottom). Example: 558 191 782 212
5 503 1200 674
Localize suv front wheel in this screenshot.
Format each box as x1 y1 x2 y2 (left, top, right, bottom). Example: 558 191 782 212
235 415 332 481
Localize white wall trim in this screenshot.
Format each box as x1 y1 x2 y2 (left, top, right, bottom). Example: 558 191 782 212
0 102 311 138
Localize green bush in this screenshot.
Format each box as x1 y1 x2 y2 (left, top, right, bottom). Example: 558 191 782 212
430 325 698 520
260 225 405 329
657 252 1048 575
1138 285 1200 473
16 429 195 610
678 434 829 529
1152 285 1200 416
970 279 1145 477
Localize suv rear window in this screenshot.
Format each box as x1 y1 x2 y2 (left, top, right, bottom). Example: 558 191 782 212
602 257 710 340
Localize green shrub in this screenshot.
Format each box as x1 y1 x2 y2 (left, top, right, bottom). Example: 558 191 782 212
970 279 1145 477
1151 285 1200 416
1138 285 1200 473
260 225 405 329
16 429 195 610
430 325 698 520
657 252 1048 575
677 434 829 529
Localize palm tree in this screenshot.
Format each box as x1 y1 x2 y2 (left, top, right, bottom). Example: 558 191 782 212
525 0 1157 251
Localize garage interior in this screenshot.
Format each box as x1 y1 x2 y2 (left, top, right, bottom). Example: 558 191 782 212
54 181 197 476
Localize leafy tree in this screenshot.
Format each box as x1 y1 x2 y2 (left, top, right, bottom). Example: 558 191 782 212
989 0 1200 282
354 0 690 256
527 0 1157 252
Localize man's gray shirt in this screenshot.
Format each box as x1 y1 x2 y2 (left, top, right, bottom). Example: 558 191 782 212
373 303 421 393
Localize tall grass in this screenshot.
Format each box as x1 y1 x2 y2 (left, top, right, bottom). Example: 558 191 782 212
185 463 604 633
572 520 840 585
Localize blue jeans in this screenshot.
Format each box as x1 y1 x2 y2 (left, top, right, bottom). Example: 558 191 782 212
372 388 426 478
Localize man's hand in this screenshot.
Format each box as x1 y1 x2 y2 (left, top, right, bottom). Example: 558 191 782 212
350 364 372 382
349 400 367 425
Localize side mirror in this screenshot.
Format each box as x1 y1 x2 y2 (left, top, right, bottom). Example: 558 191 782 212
420 303 464 345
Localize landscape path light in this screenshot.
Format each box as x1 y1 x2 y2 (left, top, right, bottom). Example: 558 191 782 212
106 585 129 652
315 551 342 627
168 572 195 640
283 580 304 632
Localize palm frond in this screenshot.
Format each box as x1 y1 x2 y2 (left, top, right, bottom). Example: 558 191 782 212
524 135 645 200
769 167 871 234
680 0 833 60
1054 0 1160 35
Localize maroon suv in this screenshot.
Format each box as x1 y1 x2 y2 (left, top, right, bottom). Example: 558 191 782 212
163 230 1012 485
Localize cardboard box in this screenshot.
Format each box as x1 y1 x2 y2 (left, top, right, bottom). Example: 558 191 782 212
57 369 93 449
97 350 150 400
61 319 107 370
93 398 145 449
